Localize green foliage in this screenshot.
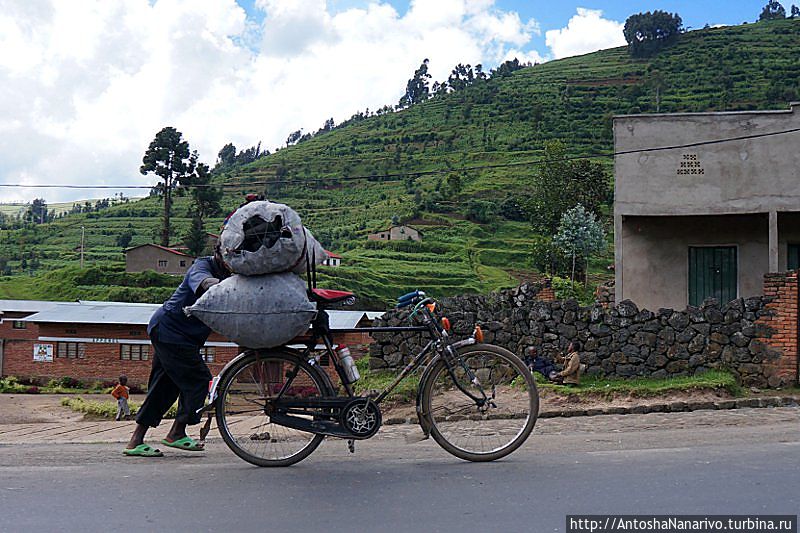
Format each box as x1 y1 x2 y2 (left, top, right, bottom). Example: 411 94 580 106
399 59 432 108
61 396 178 419
553 204 606 283
624 10 683 57
352 357 420 402
551 276 596 305
140 126 196 246
760 0 787 20
184 215 208 257
539 369 743 397
525 141 609 234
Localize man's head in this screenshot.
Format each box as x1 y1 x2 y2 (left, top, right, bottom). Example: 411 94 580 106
213 242 231 275
525 346 537 358
119 375 128 385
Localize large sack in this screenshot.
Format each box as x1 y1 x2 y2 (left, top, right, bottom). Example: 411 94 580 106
185 273 316 348
219 200 326 276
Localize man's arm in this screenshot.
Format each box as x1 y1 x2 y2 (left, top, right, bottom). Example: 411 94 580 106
559 353 580 377
197 277 220 296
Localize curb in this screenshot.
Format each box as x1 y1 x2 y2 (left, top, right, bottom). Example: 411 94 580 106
381 395 800 425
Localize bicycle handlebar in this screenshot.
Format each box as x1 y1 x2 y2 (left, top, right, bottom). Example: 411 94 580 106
396 290 425 308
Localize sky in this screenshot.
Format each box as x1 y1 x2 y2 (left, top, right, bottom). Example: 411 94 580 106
0 0 774 204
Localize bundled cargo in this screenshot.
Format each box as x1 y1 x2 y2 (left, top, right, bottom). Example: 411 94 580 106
185 272 316 349
219 200 326 276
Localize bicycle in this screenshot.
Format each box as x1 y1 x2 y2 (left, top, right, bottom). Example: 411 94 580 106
198 288 539 466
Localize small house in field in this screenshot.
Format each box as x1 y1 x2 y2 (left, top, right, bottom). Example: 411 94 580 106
322 250 342 267
367 224 422 242
124 244 194 275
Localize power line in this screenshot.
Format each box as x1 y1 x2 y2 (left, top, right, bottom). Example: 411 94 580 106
0 126 798 191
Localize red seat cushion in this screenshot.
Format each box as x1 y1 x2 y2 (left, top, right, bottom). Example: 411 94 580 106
310 288 355 303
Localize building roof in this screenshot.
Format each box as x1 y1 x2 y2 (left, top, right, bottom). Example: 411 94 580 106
21 300 383 329
324 250 343 259
0 299 70 314
124 243 193 257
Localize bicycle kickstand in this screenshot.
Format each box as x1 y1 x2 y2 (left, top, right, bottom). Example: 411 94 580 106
198 412 213 447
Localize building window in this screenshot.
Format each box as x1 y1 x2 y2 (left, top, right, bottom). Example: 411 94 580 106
120 344 149 361
179 260 186 267
200 346 215 363
12 321 27 329
789 244 800 271
158 260 168 268
57 342 86 359
688 246 737 306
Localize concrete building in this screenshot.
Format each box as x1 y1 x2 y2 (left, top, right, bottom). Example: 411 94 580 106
367 225 422 242
614 102 800 311
125 244 194 275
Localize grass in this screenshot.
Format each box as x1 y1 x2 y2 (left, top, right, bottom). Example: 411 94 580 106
535 369 744 398
352 356 421 402
61 397 178 419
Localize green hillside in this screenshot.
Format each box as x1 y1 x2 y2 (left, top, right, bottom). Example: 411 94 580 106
1 19 799 308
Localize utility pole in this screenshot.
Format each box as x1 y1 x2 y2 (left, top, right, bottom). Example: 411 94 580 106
80 226 85 268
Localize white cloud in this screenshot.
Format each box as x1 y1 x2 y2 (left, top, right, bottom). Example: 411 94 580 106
545 7 625 60
0 0 544 203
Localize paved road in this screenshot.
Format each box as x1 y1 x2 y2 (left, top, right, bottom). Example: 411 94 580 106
1 407 798 533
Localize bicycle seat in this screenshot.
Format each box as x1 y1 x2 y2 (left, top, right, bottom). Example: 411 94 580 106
308 288 355 304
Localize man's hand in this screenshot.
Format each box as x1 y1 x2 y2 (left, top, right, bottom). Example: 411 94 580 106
198 277 220 296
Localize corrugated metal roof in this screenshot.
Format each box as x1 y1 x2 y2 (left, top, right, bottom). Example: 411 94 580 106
22 300 385 329
25 302 160 325
0 299 72 314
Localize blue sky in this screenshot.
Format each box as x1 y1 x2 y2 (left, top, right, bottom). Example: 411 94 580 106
239 0 774 59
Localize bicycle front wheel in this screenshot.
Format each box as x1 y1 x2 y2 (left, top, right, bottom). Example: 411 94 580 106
215 350 333 467
420 344 538 462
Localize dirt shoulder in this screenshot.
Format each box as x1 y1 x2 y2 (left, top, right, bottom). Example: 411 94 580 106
0 394 147 424
2 389 797 425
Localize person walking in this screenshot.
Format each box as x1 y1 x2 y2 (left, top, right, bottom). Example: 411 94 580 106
123 245 231 457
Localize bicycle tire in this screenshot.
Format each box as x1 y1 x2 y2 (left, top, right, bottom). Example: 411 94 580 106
420 343 538 462
215 349 334 467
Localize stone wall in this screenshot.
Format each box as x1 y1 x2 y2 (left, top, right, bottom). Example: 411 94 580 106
369 278 795 388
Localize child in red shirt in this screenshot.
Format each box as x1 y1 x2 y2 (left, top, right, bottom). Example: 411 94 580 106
111 375 131 421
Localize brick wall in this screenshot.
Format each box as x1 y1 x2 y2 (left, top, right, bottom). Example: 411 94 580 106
2 318 371 389
758 271 798 387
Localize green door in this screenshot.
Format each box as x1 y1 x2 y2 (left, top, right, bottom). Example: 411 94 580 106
789 244 800 270
689 246 737 306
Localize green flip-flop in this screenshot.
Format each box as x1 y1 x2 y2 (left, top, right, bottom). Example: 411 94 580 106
123 444 163 457
161 436 204 452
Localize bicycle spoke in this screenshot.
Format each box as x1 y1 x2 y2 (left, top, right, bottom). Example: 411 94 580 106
423 346 538 461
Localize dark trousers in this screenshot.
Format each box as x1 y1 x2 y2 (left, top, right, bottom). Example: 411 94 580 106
136 330 212 428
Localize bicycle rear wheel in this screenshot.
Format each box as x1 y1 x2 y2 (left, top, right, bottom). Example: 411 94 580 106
215 350 333 467
420 344 538 462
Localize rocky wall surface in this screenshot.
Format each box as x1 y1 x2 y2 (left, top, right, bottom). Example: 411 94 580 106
369 284 788 387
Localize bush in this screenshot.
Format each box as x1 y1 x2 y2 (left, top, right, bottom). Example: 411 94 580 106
25 386 40 394
61 397 177 419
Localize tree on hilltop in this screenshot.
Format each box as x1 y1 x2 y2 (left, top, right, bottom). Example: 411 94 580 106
623 11 683 57
759 0 787 20
140 126 196 246
791 5 800 17
398 59 431 108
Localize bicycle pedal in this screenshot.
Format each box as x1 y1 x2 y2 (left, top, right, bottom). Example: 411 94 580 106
404 432 429 444
347 439 355 453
